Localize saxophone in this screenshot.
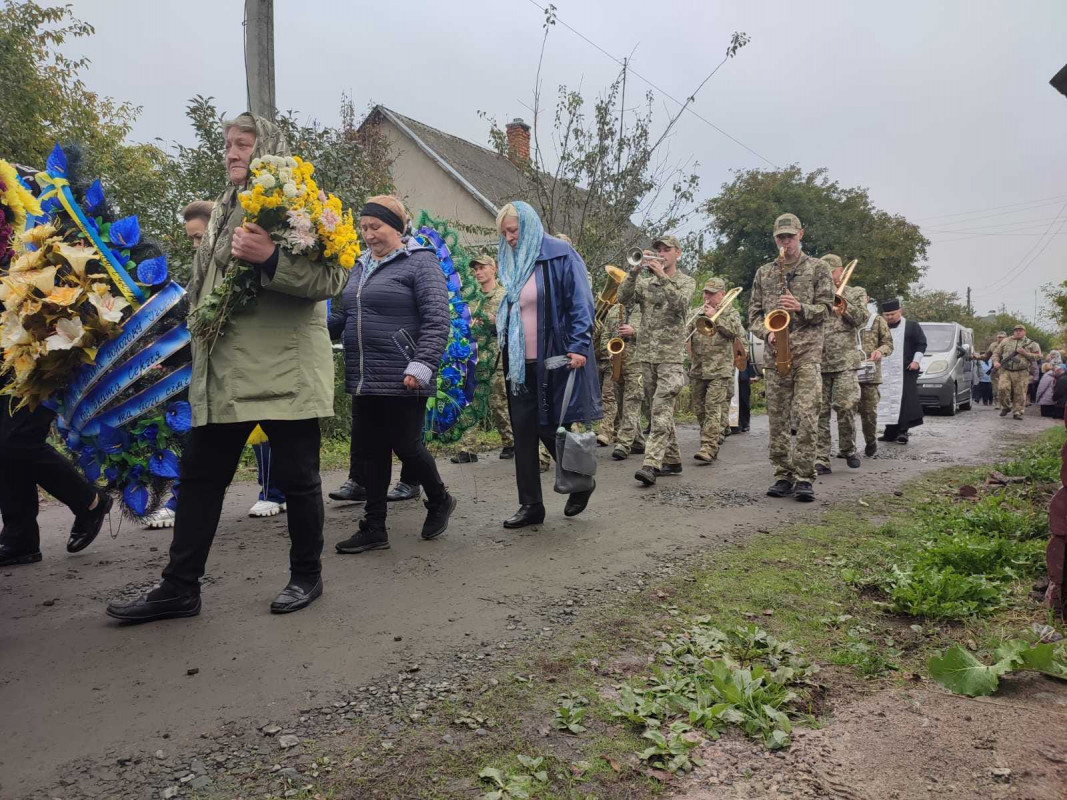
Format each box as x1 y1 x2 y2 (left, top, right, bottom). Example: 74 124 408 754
764 247 792 375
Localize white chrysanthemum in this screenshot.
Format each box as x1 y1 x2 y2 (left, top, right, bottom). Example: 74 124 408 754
250 158 263 170
44 316 85 352
285 157 297 168
282 182 298 198
253 173 276 190
286 209 313 232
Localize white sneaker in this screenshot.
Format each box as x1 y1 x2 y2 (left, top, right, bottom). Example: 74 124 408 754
249 500 286 517
142 507 176 529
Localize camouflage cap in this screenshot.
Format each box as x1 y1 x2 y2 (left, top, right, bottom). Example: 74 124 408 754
995 330 1007 337
821 253 843 269
652 234 681 250
773 213 802 236
1013 323 1025 330
703 277 726 293
469 254 496 268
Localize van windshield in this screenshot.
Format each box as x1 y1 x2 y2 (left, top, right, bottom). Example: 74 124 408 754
921 324 956 353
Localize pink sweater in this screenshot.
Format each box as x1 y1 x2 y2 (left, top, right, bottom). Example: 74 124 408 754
519 273 538 360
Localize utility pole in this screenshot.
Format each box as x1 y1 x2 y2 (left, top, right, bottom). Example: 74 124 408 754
966 286 972 316
616 57 628 175
244 0 276 119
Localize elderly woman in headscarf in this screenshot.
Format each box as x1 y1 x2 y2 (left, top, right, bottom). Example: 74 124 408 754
107 113 348 624
495 201 601 529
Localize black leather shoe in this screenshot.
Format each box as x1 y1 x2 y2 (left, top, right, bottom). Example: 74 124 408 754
503 504 546 529
67 492 112 553
450 451 478 464
654 463 682 476
740 426 750 432
631 442 645 455
611 447 628 461
635 466 656 486
329 479 367 502
336 520 390 554
767 480 794 498
794 481 815 502
0 544 43 567
422 493 457 540
106 584 201 623
846 455 862 469
878 434 893 442
815 464 832 476
864 442 877 457
896 434 909 444
499 446 515 459
387 482 421 502
270 578 323 614
564 484 595 517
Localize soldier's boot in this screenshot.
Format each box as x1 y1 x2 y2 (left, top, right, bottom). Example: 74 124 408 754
793 481 815 502
694 448 716 463
999 407 1010 417
815 464 832 476
596 433 612 447
612 446 629 461
654 463 682 476
846 455 861 469
864 441 877 457
634 466 656 486
631 440 646 455
767 480 794 498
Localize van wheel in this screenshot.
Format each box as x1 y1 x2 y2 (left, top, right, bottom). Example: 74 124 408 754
942 383 958 416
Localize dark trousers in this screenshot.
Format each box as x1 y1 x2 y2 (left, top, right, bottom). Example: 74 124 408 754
738 379 751 430
347 412 417 487
507 362 558 506
161 418 323 594
0 401 97 552
351 395 445 526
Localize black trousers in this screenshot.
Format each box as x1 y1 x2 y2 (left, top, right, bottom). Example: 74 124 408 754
0 400 98 552
161 418 323 594
351 395 445 526
506 362 558 506
738 379 751 430
348 406 417 486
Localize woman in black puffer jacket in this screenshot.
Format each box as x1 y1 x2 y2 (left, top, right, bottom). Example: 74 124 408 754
328 196 455 552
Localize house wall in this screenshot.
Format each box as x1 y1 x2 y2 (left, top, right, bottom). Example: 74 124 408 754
377 119 498 247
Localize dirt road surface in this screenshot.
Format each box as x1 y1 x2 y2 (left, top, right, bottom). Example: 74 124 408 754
0 405 1055 797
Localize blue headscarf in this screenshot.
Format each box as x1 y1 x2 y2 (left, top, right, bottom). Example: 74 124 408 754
495 201 545 393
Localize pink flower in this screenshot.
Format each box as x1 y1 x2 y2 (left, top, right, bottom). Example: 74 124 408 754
318 207 340 233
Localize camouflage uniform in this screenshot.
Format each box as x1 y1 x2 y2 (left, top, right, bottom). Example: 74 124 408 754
816 279 869 465
858 308 894 449
994 334 1042 417
688 287 744 460
618 265 695 470
600 304 645 452
484 284 513 449
748 249 835 484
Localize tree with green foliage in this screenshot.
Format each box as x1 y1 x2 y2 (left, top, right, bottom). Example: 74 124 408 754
698 166 929 305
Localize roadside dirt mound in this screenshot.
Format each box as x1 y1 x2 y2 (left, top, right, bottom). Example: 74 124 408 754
675 674 1067 800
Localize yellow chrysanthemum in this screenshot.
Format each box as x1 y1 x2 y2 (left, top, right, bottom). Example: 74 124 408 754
0 160 42 232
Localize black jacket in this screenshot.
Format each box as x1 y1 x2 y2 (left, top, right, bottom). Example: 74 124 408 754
328 243 449 397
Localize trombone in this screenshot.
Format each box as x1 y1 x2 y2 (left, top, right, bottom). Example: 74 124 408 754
687 286 743 341
832 258 859 314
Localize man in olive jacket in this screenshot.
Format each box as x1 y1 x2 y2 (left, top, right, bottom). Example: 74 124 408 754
107 113 348 623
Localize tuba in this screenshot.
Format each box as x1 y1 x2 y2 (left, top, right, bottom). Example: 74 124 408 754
832 259 859 314
764 247 792 375
594 264 628 338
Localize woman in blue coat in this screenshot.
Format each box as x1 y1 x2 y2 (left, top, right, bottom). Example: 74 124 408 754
495 201 602 529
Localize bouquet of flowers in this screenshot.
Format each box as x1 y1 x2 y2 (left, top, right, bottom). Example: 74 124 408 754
187 155 360 346
0 160 42 265
2 145 191 518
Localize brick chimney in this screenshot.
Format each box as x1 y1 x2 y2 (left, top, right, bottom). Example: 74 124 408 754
505 118 531 164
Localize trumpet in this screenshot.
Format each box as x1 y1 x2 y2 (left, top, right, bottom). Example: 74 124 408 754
832 258 859 314
593 264 628 337
627 248 665 268
689 286 743 340
765 247 792 375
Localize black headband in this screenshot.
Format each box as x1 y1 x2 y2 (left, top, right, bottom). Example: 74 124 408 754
360 202 404 234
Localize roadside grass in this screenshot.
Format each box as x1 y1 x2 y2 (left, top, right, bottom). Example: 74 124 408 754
243 427 1063 800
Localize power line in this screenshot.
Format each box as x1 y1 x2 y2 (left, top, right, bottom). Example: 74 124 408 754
524 0 779 168
974 198 1067 294
914 193 1067 223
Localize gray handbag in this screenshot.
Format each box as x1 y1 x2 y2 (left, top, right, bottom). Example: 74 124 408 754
552 365 597 495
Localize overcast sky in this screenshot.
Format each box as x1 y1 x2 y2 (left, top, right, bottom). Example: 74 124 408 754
68 0 1067 323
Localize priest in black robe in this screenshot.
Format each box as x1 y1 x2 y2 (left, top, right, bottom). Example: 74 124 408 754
878 298 927 444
